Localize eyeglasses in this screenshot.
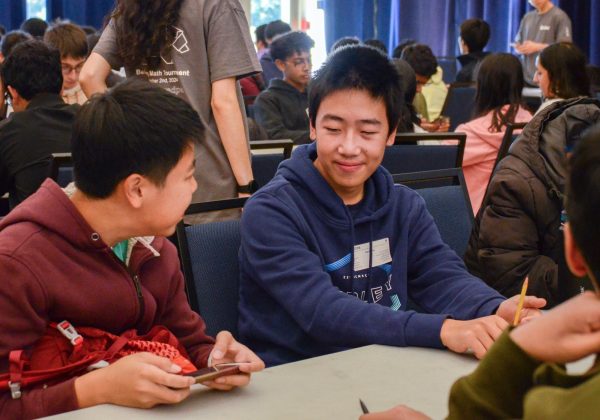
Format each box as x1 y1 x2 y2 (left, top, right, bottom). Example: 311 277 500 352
287 57 312 69
61 62 85 75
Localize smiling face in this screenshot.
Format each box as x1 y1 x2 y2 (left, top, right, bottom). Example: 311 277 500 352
311 89 396 205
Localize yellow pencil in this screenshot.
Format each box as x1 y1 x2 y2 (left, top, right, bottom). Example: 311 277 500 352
513 277 529 326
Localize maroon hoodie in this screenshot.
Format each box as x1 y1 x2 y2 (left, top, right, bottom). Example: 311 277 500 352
0 180 215 419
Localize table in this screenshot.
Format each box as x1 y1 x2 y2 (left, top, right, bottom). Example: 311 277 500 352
46 345 479 420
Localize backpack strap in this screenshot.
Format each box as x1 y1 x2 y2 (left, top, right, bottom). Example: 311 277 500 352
8 350 25 399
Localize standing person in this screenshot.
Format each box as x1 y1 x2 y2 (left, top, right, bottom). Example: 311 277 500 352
456 18 490 83
514 0 572 86
80 0 261 221
254 24 268 59
254 31 314 144
449 53 532 215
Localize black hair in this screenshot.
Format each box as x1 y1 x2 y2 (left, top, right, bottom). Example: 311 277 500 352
0 25 6 37
459 18 490 53
473 53 524 132
401 44 437 78
20 18 48 39
270 31 314 62
309 45 403 136
72 78 204 198
330 36 360 53
539 42 589 99
255 24 267 45
1 39 62 100
1 30 33 58
364 39 388 55
392 58 420 131
265 20 292 42
566 124 600 283
392 39 416 59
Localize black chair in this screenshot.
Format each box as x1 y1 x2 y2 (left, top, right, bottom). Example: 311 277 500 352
393 168 474 257
492 122 527 174
176 197 248 338
49 153 74 187
250 139 293 188
440 82 477 131
436 56 457 84
381 132 466 175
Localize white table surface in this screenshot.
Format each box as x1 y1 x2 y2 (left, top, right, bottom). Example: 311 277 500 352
45 344 479 420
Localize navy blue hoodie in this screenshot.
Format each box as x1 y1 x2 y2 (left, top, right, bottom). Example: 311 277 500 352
238 143 505 366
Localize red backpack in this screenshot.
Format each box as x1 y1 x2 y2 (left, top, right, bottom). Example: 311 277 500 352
1 321 197 399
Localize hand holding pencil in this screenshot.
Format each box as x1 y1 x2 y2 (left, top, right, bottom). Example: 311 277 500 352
496 279 546 325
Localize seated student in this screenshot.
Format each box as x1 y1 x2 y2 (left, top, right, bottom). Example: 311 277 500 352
0 78 264 419
44 21 89 105
361 123 600 420
402 44 449 130
392 58 425 133
0 30 32 62
465 95 599 307
534 42 590 114
449 53 532 215
238 45 545 367
254 31 314 144
0 40 78 209
456 18 490 83
260 20 292 84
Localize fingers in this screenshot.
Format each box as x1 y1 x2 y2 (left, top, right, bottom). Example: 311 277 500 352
522 296 547 309
135 352 182 374
211 330 235 361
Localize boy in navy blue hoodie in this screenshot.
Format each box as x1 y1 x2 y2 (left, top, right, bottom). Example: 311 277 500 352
238 45 546 367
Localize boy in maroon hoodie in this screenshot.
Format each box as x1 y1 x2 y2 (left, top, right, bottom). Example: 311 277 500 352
0 78 264 419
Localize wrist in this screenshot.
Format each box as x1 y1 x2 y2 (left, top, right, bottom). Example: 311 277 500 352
75 369 106 408
237 179 258 194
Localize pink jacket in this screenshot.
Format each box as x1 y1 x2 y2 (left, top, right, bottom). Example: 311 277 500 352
0 180 215 419
454 107 532 215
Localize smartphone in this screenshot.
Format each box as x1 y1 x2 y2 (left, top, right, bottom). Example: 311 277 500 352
185 363 244 384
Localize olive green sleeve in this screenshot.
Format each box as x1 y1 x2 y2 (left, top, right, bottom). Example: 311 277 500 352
447 329 541 419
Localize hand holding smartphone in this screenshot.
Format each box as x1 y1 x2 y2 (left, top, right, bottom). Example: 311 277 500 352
185 362 247 384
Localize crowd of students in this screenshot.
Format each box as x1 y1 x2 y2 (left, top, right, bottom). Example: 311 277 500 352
1 0 600 418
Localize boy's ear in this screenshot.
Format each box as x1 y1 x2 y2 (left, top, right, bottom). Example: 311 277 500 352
386 126 398 146
121 174 146 209
309 118 317 141
275 59 286 73
564 223 589 277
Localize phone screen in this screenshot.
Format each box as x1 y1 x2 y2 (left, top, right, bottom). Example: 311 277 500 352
185 363 243 384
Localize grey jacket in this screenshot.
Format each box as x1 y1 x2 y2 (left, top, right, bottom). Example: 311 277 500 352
465 97 600 307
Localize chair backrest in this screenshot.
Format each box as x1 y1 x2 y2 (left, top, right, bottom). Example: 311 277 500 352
492 122 527 174
436 56 457 84
250 139 293 188
50 153 74 187
440 83 477 131
176 197 248 338
393 168 474 257
382 132 466 174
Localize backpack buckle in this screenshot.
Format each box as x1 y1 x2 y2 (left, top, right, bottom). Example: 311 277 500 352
8 381 21 399
56 320 83 347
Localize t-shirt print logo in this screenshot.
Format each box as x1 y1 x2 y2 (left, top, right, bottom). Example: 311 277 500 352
539 25 551 31
161 26 190 65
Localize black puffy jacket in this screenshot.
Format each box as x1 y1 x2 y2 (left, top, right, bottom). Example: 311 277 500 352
465 97 600 307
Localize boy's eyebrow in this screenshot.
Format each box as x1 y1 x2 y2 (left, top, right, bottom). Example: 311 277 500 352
358 119 382 126
321 114 345 123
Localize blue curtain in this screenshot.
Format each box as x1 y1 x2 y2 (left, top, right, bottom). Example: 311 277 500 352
46 0 115 30
324 0 600 65
0 0 26 31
